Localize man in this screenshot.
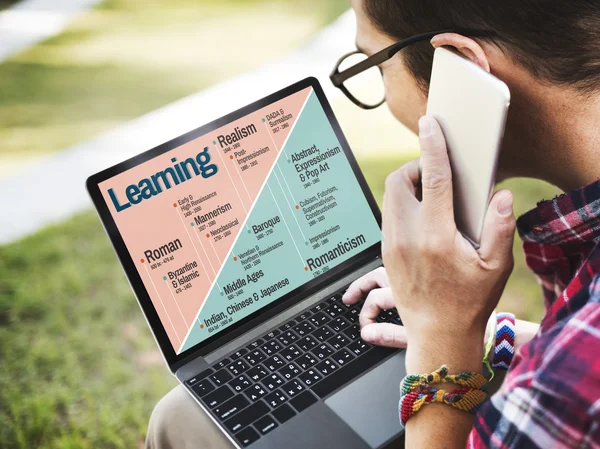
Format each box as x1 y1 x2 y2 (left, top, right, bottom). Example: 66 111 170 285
146 1 600 447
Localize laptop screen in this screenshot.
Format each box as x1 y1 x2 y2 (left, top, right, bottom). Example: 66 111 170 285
97 85 381 355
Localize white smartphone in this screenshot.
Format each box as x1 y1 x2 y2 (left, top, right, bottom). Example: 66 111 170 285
425 47 511 247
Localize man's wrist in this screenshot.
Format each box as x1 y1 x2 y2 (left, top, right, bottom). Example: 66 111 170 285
405 334 485 375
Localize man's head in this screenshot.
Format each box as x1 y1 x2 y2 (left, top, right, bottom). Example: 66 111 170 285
350 0 600 184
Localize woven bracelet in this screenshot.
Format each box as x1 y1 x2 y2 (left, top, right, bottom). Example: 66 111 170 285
492 313 516 370
401 365 488 395
399 385 488 425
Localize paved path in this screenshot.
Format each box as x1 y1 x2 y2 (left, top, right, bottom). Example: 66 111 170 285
0 11 359 244
0 0 102 62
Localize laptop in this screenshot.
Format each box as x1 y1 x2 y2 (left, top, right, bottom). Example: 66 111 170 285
87 77 406 449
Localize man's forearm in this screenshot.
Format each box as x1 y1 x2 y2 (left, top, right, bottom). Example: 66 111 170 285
402 318 540 449
515 319 539 350
404 327 485 449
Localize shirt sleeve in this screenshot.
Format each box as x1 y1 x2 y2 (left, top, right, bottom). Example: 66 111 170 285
466 278 600 449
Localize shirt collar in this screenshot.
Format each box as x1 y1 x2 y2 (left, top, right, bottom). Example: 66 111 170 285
517 179 600 246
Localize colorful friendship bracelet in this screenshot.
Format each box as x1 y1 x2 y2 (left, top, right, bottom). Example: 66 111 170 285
399 365 489 426
399 385 488 425
492 312 516 370
400 365 488 395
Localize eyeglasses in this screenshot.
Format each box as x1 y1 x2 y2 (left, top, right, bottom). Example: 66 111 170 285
330 29 495 110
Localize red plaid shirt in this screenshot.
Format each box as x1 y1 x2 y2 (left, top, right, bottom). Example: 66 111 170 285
468 180 600 449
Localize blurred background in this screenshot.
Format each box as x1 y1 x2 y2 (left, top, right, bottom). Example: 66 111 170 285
0 1 559 447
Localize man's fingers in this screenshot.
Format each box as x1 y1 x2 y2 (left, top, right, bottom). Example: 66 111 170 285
418 115 454 227
342 267 389 304
478 189 516 268
382 159 421 219
358 288 395 328
361 323 407 348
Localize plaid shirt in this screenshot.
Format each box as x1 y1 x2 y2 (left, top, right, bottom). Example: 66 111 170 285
468 180 600 449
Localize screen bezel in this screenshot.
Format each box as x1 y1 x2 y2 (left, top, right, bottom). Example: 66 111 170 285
86 77 382 371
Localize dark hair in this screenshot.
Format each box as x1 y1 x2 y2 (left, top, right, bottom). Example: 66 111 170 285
363 0 600 93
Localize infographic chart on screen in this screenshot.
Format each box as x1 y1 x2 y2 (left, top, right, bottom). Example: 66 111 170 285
99 87 381 354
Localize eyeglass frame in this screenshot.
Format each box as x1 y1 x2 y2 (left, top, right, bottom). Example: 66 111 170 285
330 29 497 110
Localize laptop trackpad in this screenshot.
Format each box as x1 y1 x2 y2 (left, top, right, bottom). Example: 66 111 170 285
325 352 406 448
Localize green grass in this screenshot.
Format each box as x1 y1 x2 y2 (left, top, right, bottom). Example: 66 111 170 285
0 154 559 448
0 1 16 11
0 0 348 159
0 213 177 449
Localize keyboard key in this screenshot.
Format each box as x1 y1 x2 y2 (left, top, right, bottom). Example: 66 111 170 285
313 347 396 399
329 316 351 333
297 335 319 351
383 309 397 320
298 368 322 387
248 338 265 349
343 308 360 322
294 321 315 337
279 363 301 381
313 326 333 342
254 415 278 435
343 324 361 341
204 385 234 408
279 319 297 332
227 360 250 376
296 353 318 370
186 368 213 386
264 389 288 408
312 343 334 360
262 373 285 390
264 354 285 372
332 348 355 366
230 374 252 393
261 340 282 356
326 296 338 304
210 369 233 386
290 390 318 412
324 303 345 318
282 379 305 397
244 349 267 366
297 311 312 321
224 401 269 433
348 340 370 356
315 359 339 377
310 302 327 314
214 394 250 420
309 312 330 327
280 345 302 362
278 330 298 346
214 358 231 370
191 378 215 397
235 426 259 447
264 329 281 341
245 384 268 402
247 364 269 382
231 348 248 360
272 403 296 424
329 334 350 351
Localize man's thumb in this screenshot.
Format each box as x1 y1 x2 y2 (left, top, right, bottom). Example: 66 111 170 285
478 189 516 267
361 323 407 348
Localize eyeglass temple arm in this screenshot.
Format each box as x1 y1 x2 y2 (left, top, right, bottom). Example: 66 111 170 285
330 29 495 86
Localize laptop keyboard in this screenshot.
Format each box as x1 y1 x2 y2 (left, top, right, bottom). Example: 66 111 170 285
185 288 402 447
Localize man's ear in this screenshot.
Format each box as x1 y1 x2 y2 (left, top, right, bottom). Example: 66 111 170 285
430 33 490 72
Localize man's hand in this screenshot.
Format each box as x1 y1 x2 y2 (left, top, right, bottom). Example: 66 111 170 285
382 114 516 449
383 115 516 373
342 267 407 348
